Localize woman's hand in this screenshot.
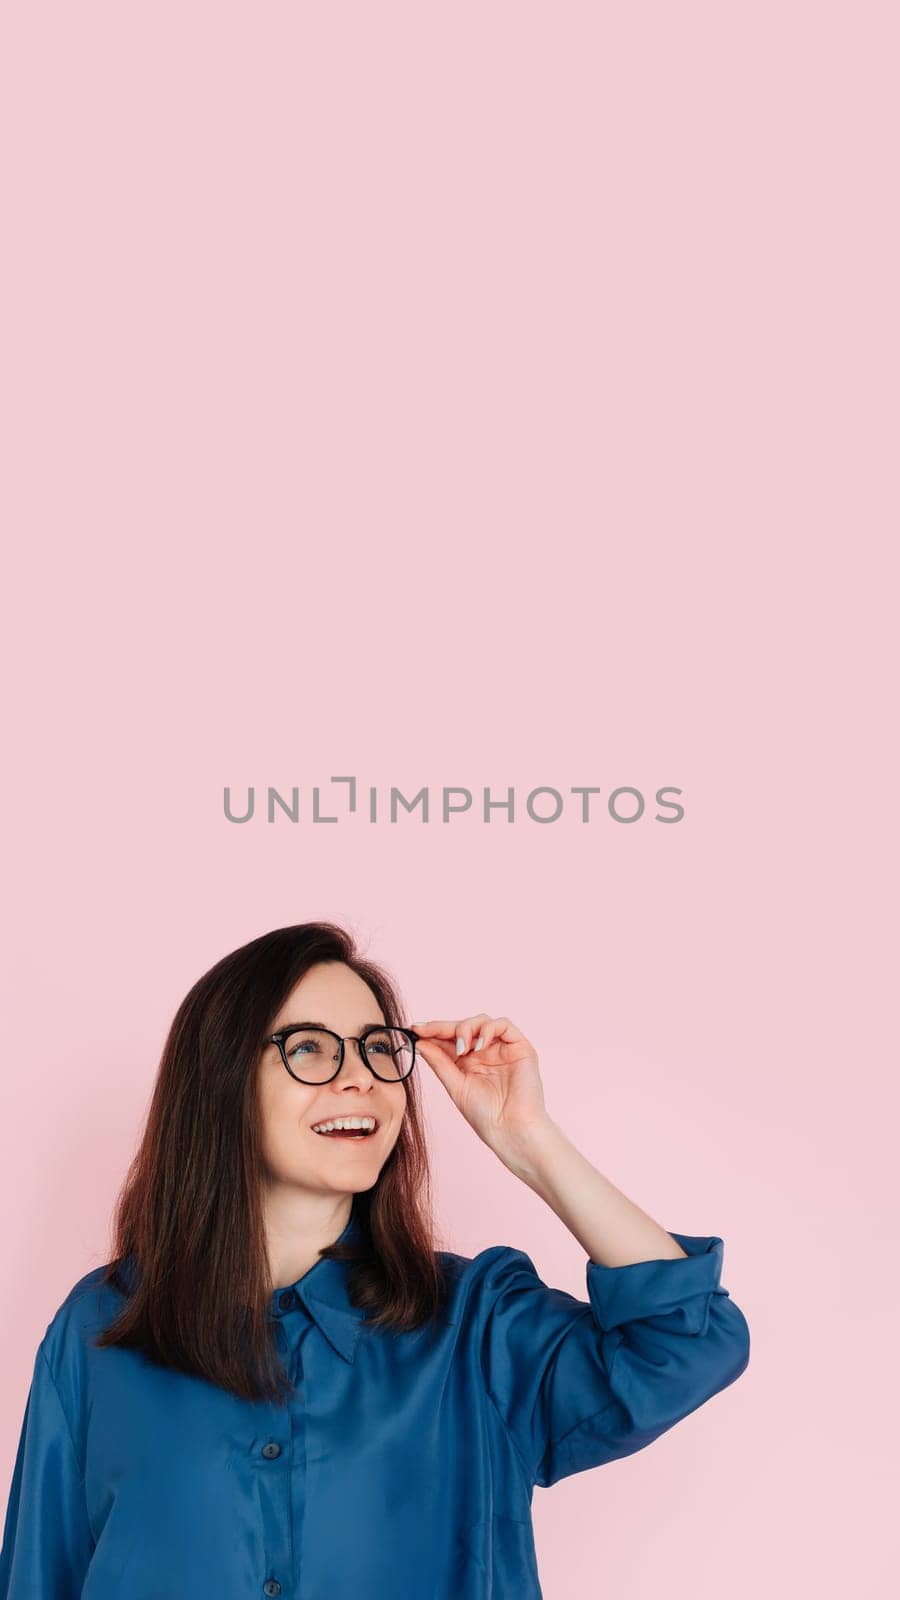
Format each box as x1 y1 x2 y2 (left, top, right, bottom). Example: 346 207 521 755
408 1013 552 1151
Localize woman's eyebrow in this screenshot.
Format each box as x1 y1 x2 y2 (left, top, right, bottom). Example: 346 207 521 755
286 1019 386 1033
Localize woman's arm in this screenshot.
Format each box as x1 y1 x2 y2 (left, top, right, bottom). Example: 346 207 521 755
0 1343 94 1599
490 1114 690 1266
414 1010 750 1488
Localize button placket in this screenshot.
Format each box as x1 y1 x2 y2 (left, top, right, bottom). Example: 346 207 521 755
262 1285 312 1595
256 1321 292 1599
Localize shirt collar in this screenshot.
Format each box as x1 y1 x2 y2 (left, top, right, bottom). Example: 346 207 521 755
268 1210 366 1364
115 1213 368 1367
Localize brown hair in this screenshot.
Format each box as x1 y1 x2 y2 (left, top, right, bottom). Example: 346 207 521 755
92 921 451 1403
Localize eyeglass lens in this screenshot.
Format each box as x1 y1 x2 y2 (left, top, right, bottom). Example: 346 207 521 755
281 1027 414 1083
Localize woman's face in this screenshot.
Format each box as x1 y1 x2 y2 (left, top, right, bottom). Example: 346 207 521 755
257 960 407 1196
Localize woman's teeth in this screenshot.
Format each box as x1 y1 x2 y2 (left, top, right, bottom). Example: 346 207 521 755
311 1116 377 1137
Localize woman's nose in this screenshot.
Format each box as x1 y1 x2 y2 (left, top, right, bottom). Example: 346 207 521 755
340 1039 372 1078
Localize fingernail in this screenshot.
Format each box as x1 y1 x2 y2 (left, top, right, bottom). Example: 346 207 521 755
456 1036 465 1055
474 1035 484 1050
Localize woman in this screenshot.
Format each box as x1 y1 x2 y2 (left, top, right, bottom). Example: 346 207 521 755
0 921 750 1599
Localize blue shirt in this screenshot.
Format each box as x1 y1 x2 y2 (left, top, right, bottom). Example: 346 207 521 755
0 1213 750 1599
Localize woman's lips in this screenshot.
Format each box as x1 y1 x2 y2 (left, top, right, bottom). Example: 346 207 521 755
310 1125 379 1141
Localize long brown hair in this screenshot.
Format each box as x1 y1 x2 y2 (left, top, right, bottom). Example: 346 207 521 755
92 921 451 1403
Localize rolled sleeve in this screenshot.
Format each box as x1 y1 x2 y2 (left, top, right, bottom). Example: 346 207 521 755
587 1232 726 1331
479 1230 751 1489
0 1344 95 1599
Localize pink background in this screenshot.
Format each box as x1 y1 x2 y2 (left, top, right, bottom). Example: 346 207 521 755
1 4 896 1596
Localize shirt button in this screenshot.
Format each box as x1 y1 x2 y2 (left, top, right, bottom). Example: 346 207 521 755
263 1582 282 1596
278 1290 296 1311
261 1441 281 1459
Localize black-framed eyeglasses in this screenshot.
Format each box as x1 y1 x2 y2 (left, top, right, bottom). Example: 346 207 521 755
264 1024 420 1085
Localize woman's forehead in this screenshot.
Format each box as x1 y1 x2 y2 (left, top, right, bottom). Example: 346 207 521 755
275 963 385 1028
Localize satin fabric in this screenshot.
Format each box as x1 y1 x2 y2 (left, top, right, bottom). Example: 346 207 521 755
0 1212 749 1599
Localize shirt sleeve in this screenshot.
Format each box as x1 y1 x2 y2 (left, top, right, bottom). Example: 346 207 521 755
478 1230 751 1488
0 1342 95 1599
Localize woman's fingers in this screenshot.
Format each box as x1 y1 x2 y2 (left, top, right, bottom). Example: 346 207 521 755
410 1014 513 1055
412 1016 487 1053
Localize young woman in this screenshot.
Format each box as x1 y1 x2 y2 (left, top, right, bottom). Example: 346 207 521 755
0 921 750 1599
